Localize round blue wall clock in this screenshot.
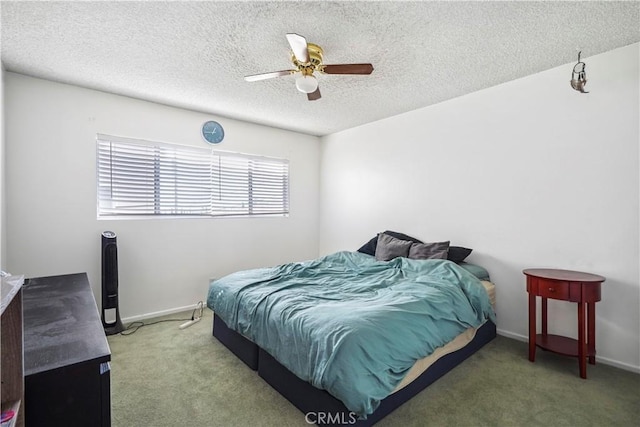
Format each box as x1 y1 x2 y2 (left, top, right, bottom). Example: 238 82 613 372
202 120 224 144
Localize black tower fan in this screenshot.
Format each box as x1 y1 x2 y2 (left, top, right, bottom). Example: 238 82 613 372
101 231 124 335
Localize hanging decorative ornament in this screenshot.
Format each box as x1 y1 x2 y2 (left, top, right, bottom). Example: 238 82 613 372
570 51 588 93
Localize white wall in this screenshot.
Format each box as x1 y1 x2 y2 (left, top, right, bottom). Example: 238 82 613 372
5 73 320 319
319 43 640 372
1 63 5 270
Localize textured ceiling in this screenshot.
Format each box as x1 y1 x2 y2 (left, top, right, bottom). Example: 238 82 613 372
1 1 639 136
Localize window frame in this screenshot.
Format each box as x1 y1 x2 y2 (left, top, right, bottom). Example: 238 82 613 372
96 134 290 219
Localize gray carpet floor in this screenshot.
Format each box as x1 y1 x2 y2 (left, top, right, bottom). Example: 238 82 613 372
107 309 640 426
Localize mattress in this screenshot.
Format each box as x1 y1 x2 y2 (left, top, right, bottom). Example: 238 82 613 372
393 280 495 392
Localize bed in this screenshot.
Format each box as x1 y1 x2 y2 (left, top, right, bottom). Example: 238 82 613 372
206 235 496 426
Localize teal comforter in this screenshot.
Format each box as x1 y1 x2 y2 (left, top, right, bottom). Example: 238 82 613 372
207 251 495 417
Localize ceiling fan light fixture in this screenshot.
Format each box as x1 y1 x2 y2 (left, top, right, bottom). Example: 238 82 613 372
295 74 318 94
244 33 373 101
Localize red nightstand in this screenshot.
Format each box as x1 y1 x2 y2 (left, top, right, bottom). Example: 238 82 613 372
524 268 605 379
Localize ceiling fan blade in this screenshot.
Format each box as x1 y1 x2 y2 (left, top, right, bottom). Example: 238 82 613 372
286 33 309 64
307 87 321 101
244 70 295 82
322 64 374 75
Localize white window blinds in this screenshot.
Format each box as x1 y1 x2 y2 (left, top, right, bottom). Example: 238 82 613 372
97 134 289 218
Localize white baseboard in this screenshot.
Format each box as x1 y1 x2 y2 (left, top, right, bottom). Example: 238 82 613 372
496 328 528 342
496 328 640 374
596 355 640 374
121 302 204 324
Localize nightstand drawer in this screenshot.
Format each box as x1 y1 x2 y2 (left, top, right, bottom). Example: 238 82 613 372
538 281 569 300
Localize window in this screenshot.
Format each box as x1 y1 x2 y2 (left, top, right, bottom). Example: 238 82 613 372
97 134 289 218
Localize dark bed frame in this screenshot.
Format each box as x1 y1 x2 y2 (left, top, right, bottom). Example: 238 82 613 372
212 313 496 426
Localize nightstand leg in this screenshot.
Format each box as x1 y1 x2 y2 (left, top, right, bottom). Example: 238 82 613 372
578 302 587 379
528 293 536 362
588 302 596 365
541 297 548 335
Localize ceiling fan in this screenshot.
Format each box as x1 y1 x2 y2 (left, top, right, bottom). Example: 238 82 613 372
244 33 374 101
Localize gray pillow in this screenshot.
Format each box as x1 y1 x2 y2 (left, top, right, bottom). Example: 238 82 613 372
375 233 413 261
408 241 450 260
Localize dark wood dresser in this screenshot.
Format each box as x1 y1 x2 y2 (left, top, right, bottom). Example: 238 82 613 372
23 273 111 426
